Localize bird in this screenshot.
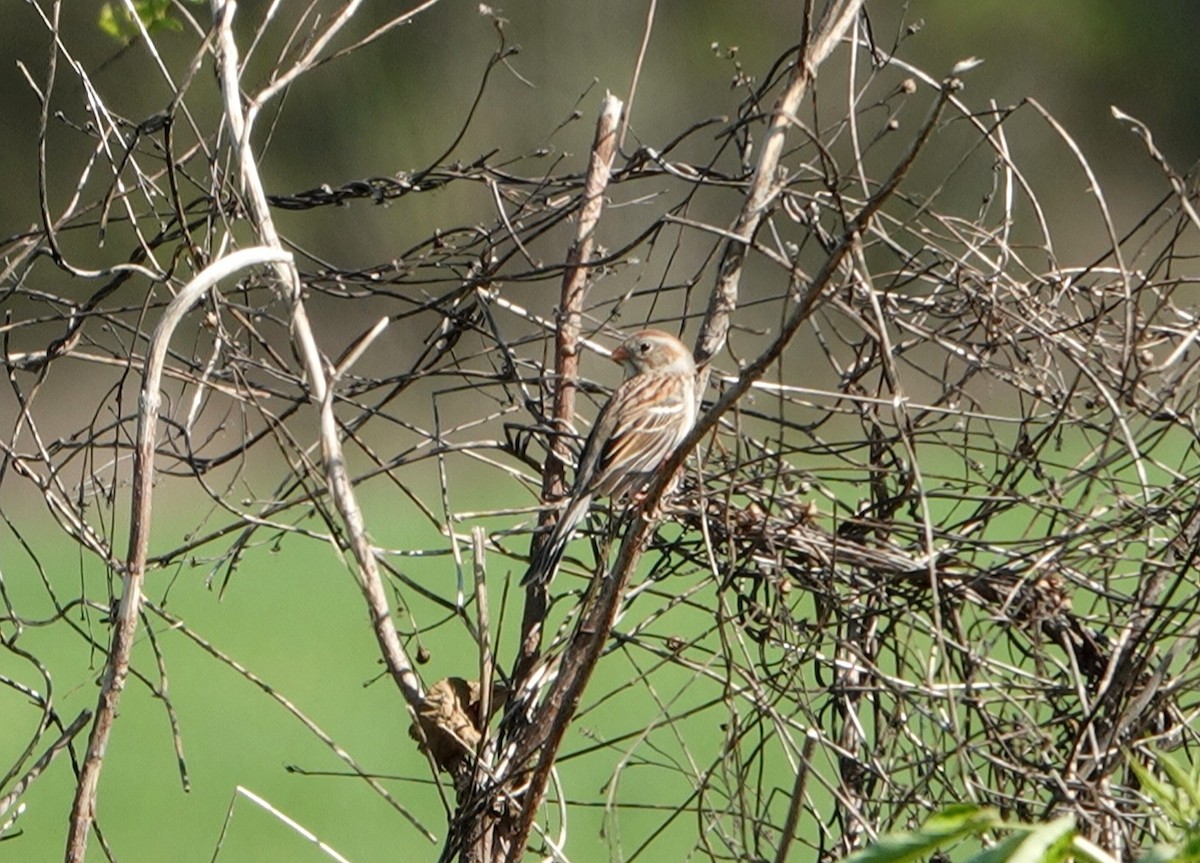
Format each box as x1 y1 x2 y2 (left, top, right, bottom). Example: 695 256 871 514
522 329 698 587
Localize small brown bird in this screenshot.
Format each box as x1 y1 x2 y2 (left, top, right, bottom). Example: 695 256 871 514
523 329 698 587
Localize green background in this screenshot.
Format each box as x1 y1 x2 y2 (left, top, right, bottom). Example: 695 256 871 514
2 1 1199 860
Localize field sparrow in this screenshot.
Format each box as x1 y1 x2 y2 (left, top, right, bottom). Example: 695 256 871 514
523 329 698 587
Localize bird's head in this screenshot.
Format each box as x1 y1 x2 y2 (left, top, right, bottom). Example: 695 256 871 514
610 329 696 377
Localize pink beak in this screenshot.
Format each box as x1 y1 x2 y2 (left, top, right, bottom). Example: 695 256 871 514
610 345 630 363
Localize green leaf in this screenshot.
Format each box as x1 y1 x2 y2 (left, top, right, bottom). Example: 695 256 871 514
97 0 188 39
1004 816 1075 863
1170 835 1200 863
1157 754 1200 813
964 819 1078 863
97 3 123 39
1137 844 1182 863
966 831 1030 863
840 806 1000 863
1071 835 1122 863
1131 757 1186 825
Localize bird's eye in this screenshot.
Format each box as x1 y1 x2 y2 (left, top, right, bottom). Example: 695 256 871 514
638 341 651 353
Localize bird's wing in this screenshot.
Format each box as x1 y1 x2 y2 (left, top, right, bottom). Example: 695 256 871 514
589 373 692 497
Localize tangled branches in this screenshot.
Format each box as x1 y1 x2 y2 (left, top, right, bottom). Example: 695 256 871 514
2 2 1200 861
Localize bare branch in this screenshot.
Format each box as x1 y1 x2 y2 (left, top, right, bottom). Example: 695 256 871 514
694 0 864 370
65 245 293 863
515 93 623 669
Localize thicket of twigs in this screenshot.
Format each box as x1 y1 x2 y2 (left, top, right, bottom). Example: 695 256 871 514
3 2 1200 861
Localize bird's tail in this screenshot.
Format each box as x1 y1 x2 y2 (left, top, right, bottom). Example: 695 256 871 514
521 494 592 587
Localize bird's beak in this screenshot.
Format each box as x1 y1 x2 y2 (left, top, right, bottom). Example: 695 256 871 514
610 345 630 363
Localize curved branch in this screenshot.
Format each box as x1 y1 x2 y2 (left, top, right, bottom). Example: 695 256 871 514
211 0 426 711
65 245 293 863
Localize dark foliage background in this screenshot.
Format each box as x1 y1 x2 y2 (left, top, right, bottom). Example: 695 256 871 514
2 2 1200 861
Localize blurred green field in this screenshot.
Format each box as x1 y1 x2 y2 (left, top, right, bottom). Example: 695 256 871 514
1 472 811 861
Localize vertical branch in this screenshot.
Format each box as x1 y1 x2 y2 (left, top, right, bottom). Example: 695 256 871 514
500 69 958 861
64 247 292 863
480 90 620 863
210 0 425 708
503 498 652 860
694 0 863 371
542 94 624 509
773 731 818 863
515 94 623 665
833 606 878 856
